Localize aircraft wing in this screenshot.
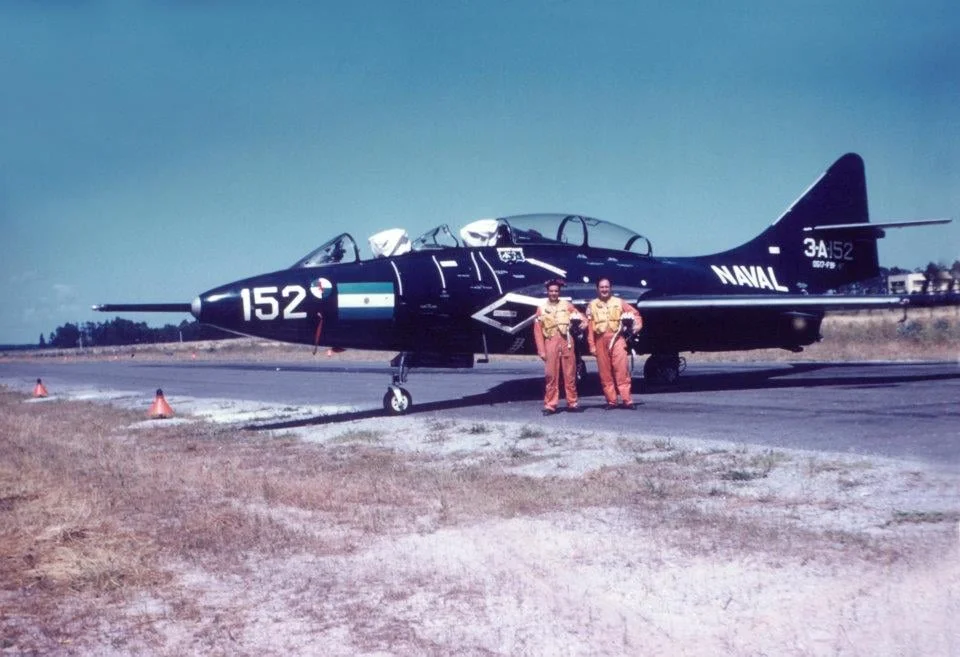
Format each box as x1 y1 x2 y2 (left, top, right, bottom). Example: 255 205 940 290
92 303 192 313
635 293 960 312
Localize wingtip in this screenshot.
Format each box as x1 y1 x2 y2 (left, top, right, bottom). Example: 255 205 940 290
90 303 192 313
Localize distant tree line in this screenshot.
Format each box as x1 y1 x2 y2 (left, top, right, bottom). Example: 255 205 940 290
838 266 909 295
923 260 960 293
40 318 235 349
835 261 960 295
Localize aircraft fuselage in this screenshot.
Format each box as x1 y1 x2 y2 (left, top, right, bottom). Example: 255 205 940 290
194 242 821 358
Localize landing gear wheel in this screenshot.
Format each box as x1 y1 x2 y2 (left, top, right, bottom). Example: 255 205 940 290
576 359 587 384
643 354 682 385
383 387 412 414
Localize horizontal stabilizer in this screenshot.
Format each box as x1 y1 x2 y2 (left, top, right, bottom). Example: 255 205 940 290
803 218 951 233
92 303 192 313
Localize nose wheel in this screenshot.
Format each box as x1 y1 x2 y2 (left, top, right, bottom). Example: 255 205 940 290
383 386 412 414
383 352 413 414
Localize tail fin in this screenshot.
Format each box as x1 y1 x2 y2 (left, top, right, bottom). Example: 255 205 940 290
703 153 879 293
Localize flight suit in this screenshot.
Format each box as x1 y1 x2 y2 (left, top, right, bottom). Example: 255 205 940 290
587 296 642 407
533 300 581 412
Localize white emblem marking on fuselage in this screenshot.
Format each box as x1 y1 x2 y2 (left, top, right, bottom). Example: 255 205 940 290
471 292 541 334
497 247 525 264
711 265 789 292
309 277 333 300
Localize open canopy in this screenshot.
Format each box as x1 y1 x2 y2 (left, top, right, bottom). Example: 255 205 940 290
472 214 652 254
291 213 652 268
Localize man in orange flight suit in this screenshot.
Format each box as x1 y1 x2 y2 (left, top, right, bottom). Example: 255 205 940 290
587 277 643 410
533 279 583 415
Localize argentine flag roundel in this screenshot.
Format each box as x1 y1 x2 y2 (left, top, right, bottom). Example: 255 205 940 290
337 282 395 320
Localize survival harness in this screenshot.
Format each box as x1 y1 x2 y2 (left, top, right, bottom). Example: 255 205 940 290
588 297 625 334
538 302 580 340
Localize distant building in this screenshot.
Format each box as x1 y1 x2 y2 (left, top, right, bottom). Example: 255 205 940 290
887 272 956 294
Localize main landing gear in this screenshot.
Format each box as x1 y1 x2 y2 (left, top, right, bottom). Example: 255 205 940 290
643 353 685 385
383 352 412 414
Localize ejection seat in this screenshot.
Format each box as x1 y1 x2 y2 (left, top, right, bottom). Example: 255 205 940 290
368 228 412 258
460 218 513 247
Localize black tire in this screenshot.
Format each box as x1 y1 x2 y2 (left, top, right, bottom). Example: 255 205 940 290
382 388 412 414
643 355 680 385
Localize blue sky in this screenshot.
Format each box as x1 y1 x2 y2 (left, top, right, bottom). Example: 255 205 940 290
1 1 958 344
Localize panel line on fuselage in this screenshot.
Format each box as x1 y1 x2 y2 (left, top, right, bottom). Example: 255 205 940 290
431 255 447 290
477 252 502 294
469 252 483 282
389 260 403 297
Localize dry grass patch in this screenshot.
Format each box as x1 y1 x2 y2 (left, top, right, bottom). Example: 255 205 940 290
691 307 960 362
327 428 383 444
1 389 956 656
886 510 960 526
0 395 164 592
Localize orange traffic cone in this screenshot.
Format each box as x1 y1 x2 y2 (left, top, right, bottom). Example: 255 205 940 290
33 378 48 398
147 388 174 419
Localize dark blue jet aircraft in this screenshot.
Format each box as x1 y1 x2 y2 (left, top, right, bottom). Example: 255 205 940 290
95 153 953 413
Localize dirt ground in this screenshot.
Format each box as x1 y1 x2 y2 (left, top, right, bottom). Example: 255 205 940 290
2 308 958 654
1 385 958 656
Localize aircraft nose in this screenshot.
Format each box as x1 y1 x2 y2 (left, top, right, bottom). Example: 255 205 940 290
191 296 202 320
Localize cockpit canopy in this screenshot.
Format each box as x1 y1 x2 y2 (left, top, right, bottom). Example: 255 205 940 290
291 233 361 268
291 213 652 268
411 224 460 251
476 214 652 255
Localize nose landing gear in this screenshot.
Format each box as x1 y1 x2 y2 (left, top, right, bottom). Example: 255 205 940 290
380 351 475 414
383 352 412 414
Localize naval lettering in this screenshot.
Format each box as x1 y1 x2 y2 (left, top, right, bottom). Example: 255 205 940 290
711 265 789 292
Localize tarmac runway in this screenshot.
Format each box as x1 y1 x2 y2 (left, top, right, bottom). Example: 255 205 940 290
1 358 958 469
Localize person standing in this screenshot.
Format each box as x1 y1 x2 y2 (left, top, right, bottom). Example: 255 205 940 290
587 277 642 409
533 279 583 415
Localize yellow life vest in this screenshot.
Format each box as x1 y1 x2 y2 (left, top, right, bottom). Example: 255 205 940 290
539 301 572 338
589 297 623 334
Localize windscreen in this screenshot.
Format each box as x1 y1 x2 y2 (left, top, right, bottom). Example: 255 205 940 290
291 233 361 268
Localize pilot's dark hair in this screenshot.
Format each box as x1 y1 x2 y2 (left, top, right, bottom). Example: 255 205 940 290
596 277 612 288
544 278 566 290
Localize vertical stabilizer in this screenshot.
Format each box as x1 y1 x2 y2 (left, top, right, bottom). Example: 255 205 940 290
702 153 880 293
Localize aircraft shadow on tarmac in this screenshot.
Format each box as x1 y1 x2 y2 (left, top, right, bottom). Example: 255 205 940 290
658 361 960 394
248 361 960 431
